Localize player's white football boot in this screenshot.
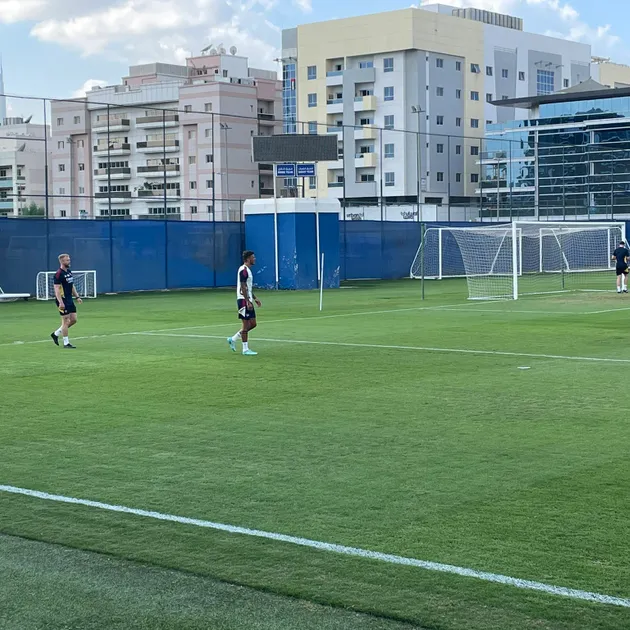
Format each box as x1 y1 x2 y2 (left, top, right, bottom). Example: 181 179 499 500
227 337 236 352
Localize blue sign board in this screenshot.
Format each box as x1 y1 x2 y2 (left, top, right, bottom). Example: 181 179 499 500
296 164 316 177
275 163 296 177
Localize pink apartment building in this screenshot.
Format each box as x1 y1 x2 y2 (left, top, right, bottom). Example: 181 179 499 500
51 51 281 220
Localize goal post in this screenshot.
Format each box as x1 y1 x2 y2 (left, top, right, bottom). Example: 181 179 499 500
36 271 97 301
410 221 625 300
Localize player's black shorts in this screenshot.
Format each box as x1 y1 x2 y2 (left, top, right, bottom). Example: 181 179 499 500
237 299 256 320
56 299 76 316
616 265 629 276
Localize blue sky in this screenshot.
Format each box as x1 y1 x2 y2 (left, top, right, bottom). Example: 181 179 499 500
0 0 628 118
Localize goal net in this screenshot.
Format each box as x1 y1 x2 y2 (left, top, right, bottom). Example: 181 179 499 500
36 270 97 301
410 221 625 300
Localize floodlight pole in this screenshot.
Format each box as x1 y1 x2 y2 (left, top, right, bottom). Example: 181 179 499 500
412 106 424 222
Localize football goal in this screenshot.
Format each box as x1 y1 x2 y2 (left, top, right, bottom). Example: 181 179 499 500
36 271 97 301
410 221 625 300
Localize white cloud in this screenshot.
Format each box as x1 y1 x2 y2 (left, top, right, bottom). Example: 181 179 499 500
72 79 108 98
294 0 312 12
1 0 280 70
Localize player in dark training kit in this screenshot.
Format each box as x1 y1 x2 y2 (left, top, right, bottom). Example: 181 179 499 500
51 253 83 348
612 240 630 294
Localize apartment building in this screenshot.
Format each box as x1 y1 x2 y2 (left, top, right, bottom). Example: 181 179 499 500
0 117 50 217
591 57 630 89
0 60 6 125
281 4 591 207
50 51 281 220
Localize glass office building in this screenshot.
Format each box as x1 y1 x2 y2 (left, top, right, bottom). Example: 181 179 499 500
480 85 630 219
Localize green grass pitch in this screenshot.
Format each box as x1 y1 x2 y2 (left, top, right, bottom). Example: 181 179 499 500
2 279 630 629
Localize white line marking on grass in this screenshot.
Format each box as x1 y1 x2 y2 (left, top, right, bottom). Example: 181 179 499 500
0 303 499 349
584 306 630 315
0 484 628 608
136 333 630 365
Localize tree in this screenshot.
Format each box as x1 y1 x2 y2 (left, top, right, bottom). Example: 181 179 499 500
20 202 45 217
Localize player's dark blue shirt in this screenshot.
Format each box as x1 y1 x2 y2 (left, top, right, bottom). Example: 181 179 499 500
613 247 630 267
54 267 74 303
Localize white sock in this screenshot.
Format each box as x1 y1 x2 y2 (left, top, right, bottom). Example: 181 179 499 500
243 341 249 352
55 327 63 336
63 336 69 345
232 331 242 342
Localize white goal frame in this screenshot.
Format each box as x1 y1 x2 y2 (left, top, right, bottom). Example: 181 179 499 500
36 270 97 301
410 221 625 300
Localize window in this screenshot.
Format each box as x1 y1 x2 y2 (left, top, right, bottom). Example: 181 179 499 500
486 66 493 76
59 188 65 195
436 58 444 68
188 130 196 140
60 210 66 217
537 69 555 95
471 174 479 183
57 141 64 149
184 105 192 113
308 121 317 135
519 71 526 81
384 86 394 101
189 156 196 165
385 172 395 187
470 91 479 101
78 140 84 148
79 187 85 194
384 143 394 158
502 69 509 78
360 117 373 126
470 118 479 129
455 117 462 127
307 66 317 80
455 61 462 71
470 63 480 73
437 172 444 182
436 144 444 154
384 115 394 130
309 176 316 190
206 154 213 163
455 173 461 183
206 180 213 188
563 78 570 88
207 205 213 214
436 86 444 97
436 115 444 126
486 93 493 103
308 93 317 107
74 116 81 124
471 146 479 156
359 174 374 182
56 117 64 126
455 89 461 99
191 206 198 214
190 181 197 190
202 102 212 113
486 120 493 126
455 145 461 155
502 95 509 100
359 61 374 68
78 163 85 171
58 164 65 172
205 128 212 138
384 58 394 72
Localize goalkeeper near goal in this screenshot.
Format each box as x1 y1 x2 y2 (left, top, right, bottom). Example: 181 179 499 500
612 240 630 294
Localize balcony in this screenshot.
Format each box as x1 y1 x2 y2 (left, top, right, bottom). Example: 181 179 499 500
93 167 131 180
259 188 274 196
258 163 273 172
93 143 131 157
326 98 344 114
328 181 344 188
137 189 181 200
136 139 180 153
327 126 344 136
354 95 377 112
326 71 344 86
355 126 378 140
0 177 13 188
137 164 181 177
352 180 377 196
0 199 13 211
257 113 275 124
93 118 131 133
355 153 377 168
136 114 179 129
95 191 132 203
